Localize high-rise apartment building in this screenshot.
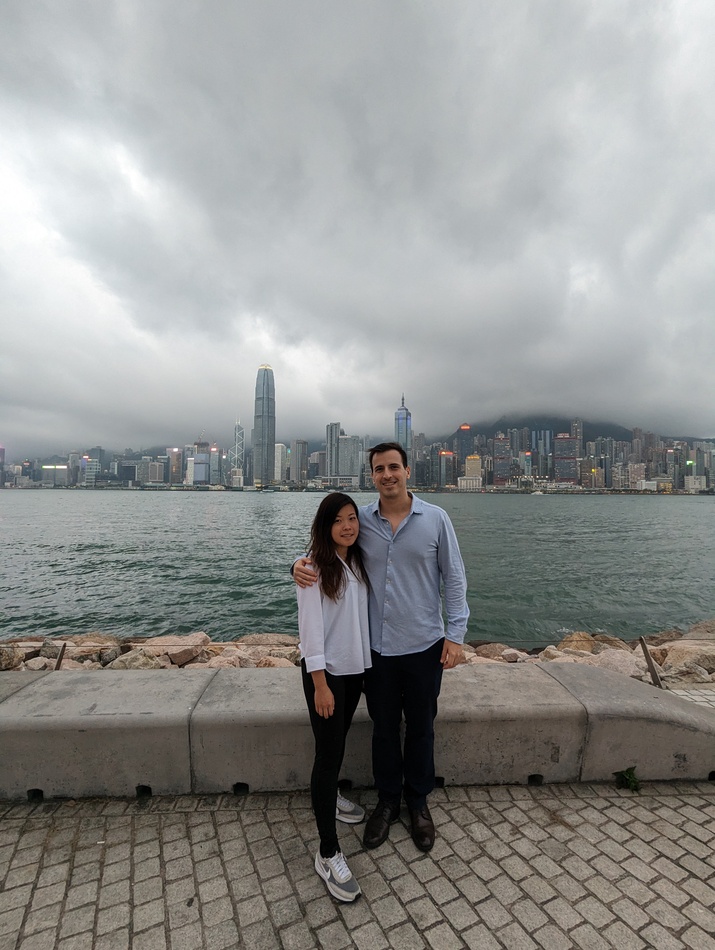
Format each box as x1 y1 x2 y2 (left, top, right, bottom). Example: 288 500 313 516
394 395 412 460
326 422 341 477
338 435 361 476
553 434 580 483
253 364 276 487
275 443 287 482
290 440 309 484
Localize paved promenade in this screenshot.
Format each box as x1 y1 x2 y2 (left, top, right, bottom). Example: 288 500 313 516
1 781 714 950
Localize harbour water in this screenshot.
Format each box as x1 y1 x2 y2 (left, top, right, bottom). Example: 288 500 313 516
1 489 714 648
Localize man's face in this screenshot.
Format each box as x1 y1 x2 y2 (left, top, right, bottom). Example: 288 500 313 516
371 449 410 500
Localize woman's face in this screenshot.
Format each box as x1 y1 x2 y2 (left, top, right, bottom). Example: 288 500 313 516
331 503 360 554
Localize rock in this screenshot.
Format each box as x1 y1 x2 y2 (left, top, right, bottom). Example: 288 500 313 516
24 656 52 671
557 632 596 653
154 654 174 669
56 658 85 670
136 633 211 666
256 656 297 668
39 638 63 659
592 634 631 652
663 642 715 674
462 644 476 654
472 643 512 660
100 647 121 666
539 646 565 661
685 619 715 640
562 648 596 658
662 661 712 685
65 646 102 663
0 645 23 670
582 651 648 679
207 656 242 669
464 654 501 664
640 629 684 648
107 649 163 670
236 634 299 646
501 648 529 663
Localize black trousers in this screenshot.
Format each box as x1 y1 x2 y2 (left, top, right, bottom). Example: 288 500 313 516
363 638 444 810
301 661 364 857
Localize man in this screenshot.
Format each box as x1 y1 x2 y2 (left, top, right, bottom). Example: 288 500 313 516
294 442 469 851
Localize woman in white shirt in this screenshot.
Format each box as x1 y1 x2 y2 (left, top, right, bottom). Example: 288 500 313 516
297 492 371 903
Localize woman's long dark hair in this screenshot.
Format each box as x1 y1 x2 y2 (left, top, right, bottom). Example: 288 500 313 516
308 492 369 602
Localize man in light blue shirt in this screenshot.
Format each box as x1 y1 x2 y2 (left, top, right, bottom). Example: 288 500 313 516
295 442 469 851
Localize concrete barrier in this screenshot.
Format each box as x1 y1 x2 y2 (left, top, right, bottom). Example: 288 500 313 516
0 665 713 800
542 663 715 782
0 670 215 799
190 670 373 794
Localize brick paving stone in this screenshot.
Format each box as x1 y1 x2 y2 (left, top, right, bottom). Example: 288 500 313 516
2 782 715 949
601 920 648 950
640 922 687 949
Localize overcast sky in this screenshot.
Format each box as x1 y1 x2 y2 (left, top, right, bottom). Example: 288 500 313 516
1 1 714 460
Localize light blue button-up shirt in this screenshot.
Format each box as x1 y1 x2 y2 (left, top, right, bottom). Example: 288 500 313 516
358 494 469 656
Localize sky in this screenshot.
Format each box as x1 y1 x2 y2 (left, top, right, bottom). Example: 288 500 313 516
1 1 714 461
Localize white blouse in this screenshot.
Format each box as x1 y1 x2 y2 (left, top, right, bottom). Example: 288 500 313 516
297 559 372 676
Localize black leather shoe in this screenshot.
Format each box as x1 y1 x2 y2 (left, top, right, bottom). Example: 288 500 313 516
363 802 400 850
409 805 435 852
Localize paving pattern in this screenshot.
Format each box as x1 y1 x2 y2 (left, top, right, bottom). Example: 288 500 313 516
670 687 715 711
1 780 714 950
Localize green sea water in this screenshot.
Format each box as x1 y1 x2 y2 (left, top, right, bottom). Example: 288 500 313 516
1 489 713 648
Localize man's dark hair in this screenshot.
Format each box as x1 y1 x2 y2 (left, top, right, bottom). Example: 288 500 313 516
368 441 408 471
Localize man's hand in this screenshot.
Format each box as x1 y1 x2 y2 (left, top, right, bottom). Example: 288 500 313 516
294 558 318 588
441 640 464 669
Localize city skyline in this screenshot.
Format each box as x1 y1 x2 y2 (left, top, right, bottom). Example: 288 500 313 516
1 4 714 464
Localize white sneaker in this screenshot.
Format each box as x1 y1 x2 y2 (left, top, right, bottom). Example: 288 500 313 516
336 792 365 824
314 850 361 902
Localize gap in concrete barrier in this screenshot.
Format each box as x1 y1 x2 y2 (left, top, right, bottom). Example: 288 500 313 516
434 776 445 788
136 785 152 799
27 788 44 803
233 783 250 796
528 774 544 786
710 771 715 781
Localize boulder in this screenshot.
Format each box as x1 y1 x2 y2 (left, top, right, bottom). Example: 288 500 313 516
0 645 23 671
464 654 501 665
472 643 512 660
256 656 297 668
236 634 299 646
207 656 241 669
685 619 715 641
662 642 715 674
661 661 713 685
640 629 684 648
501 648 529 663
557 632 596 653
538 646 565 661
582 650 648 679
100 647 121 666
592 634 631 652
39 638 63 659
107 649 163 670
56 658 86 670
136 633 211 666
24 656 52 671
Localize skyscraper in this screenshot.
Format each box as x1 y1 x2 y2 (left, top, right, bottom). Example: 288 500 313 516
326 422 341 477
253 364 276 488
394 395 412 459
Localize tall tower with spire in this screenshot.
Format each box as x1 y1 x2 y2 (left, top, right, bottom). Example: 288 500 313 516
252 364 275 488
394 394 413 463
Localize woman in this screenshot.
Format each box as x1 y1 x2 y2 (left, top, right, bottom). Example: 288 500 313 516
297 492 371 902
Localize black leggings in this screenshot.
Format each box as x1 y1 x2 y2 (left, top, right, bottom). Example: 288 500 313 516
301 661 364 857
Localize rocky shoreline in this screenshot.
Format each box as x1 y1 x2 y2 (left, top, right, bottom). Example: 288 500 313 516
2 620 715 687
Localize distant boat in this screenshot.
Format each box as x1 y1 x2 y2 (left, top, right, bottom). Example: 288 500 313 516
532 490 545 495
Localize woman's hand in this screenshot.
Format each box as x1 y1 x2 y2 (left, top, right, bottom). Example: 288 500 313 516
314 683 335 718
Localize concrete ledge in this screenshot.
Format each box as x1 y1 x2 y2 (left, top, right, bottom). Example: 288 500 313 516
542 663 715 782
435 665 587 785
0 665 713 800
190 670 373 793
0 670 215 799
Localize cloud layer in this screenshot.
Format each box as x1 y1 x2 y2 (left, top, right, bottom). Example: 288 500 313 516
2 0 714 459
